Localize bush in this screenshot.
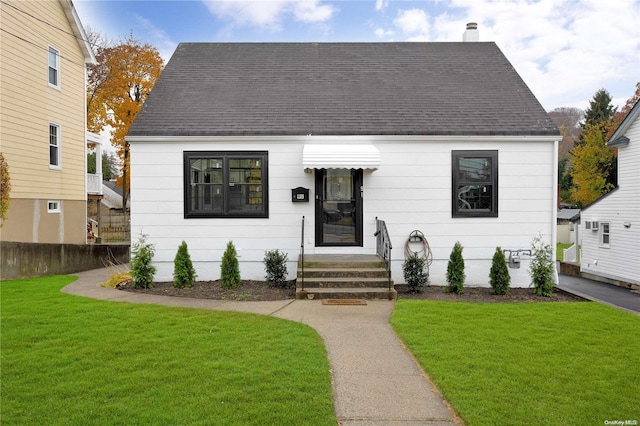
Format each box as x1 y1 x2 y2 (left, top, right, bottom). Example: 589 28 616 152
446 241 465 294
131 233 156 289
402 253 429 293
220 241 241 289
173 241 197 288
529 234 555 297
264 249 289 288
489 247 510 295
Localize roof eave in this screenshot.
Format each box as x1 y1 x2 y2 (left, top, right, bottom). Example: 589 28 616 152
59 0 96 65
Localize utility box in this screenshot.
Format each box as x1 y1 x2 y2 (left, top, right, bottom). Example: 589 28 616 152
508 253 521 269
291 187 309 203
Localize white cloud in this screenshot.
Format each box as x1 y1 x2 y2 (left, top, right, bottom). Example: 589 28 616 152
374 27 394 38
394 8 430 40
423 0 640 110
375 0 389 11
134 15 177 63
202 0 336 31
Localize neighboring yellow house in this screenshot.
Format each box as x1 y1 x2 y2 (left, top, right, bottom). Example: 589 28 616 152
0 0 95 244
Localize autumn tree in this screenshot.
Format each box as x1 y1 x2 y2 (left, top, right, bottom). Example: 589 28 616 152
86 33 163 208
570 123 616 207
0 152 11 227
607 82 640 141
549 107 583 204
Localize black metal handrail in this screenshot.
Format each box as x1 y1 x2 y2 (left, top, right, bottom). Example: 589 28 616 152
300 215 305 291
374 217 392 290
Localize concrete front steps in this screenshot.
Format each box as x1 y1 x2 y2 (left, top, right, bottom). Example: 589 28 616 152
296 254 396 300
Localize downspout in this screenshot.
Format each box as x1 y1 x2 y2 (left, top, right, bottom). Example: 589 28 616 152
552 138 559 284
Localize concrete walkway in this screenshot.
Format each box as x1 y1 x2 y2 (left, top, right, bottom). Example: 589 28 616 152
63 267 461 426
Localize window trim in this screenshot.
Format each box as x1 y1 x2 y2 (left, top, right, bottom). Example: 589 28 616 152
451 150 498 218
47 200 61 213
599 222 610 248
48 46 60 89
183 151 269 219
49 122 61 170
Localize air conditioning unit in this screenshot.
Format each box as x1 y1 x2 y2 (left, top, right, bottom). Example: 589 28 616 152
591 221 599 231
585 221 591 230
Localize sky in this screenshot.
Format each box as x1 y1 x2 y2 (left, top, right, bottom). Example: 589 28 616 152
74 0 640 112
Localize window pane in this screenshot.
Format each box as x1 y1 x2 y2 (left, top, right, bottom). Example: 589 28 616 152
228 184 263 213
49 125 58 146
190 158 223 213
458 157 491 182
229 158 261 184
48 48 58 86
457 185 492 210
50 145 58 166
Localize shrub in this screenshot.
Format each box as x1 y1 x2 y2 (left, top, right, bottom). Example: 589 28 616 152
402 253 429 293
489 247 510 295
173 241 197 288
529 234 555 297
220 241 241 289
264 249 289 288
446 241 465 294
131 233 156 289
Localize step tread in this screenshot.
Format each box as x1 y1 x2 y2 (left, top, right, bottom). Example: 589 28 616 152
298 287 392 293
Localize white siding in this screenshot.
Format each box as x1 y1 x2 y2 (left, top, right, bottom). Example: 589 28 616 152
131 136 557 286
580 117 640 285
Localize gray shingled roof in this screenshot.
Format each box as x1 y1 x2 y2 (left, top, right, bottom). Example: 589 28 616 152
128 42 559 137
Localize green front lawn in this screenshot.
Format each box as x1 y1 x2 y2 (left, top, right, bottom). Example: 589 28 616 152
1 276 336 425
391 300 640 425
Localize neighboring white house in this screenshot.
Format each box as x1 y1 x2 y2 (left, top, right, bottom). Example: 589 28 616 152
126 28 560 286
579 100 640 288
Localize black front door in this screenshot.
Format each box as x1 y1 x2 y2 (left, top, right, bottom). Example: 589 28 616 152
315 169 363 246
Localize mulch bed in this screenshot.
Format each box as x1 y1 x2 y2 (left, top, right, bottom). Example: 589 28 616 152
119 280 584 303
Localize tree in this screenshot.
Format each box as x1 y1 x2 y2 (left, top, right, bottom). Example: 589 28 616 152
131 233 156 289
87 151 118 180
607 82 640 141
570 123 616 207
0 153 10 227
402 252 429 293
581 88 616 137
549 107 583 159
86 34 164 209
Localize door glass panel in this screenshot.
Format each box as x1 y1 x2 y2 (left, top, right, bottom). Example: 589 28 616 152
322 169 356 243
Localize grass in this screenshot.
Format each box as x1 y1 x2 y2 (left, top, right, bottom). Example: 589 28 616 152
391 300 640 425
556 243 580 261
1 276 336 425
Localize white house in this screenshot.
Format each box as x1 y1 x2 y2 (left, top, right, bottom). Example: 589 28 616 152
126 29 560 287
579 100 640 288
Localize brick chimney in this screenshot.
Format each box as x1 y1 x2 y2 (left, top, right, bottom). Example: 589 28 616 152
463 22 479 42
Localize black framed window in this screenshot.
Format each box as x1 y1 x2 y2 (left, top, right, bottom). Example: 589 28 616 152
184 151 268 218
452 150 498 217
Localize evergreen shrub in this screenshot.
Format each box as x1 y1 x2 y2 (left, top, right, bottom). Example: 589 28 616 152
489 247 510 295
220 241 241 289
131 233 156 289
264 249 289 288
173 241 197 288
529 234 555 297
402 253 429 293
446 241 465 294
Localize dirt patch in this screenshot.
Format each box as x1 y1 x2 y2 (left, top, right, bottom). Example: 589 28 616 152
397 285 583 302
119 280 583 303
119 280 296 301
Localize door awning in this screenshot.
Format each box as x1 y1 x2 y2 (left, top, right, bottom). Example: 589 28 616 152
303 145 380 171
